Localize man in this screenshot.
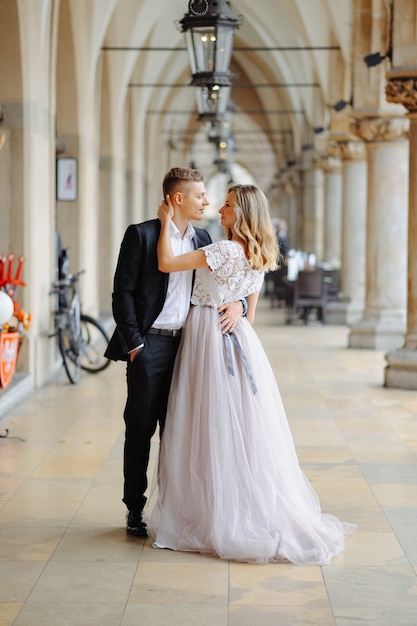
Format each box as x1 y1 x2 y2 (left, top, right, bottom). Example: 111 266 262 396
277 219 289 265
105 167 244 537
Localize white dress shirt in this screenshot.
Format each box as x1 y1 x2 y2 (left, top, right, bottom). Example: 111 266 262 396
152 221 196 330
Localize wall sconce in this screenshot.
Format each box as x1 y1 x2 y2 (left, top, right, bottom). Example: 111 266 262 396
332 98 352 112
363 52 386 68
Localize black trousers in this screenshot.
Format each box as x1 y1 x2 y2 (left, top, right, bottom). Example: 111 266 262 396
122 332 182 512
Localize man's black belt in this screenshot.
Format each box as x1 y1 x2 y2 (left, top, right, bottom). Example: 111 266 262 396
147 327 182 337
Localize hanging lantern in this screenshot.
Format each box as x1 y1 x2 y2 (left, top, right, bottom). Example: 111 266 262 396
207 99 235 140
180 0 241 86
194 84 232 121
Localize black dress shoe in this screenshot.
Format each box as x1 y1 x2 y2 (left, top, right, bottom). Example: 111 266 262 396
126 510 147 537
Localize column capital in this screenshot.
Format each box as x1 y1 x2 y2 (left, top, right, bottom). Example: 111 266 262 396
328 138 366 162
386 77 417 113
349 115 409 143
319 154 342 173
274 170 299 196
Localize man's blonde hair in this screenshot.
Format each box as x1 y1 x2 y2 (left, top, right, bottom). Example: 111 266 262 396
162 167 204 198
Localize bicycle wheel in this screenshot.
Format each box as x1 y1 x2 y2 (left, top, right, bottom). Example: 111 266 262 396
79 314 111 373
58 323 81 384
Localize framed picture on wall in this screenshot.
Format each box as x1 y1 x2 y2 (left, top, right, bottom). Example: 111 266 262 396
56 157 78 201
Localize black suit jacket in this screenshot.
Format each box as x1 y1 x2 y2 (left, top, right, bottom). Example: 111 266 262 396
104 219 212 361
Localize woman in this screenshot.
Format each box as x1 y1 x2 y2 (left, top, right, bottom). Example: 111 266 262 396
146 184 355 565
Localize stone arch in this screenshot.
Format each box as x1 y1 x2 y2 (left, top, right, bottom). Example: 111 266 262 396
0 1 23 256
55 0 80 274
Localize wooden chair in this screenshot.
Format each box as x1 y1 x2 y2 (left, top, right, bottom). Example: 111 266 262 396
288 269 328 324
323 269 340 302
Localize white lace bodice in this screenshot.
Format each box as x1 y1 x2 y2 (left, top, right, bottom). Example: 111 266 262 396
191 240 264 307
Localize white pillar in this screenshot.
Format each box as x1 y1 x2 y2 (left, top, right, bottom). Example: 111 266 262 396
322 156 342 267
339 140 367 324
384 80 417 388
279 169 299 251
349 115 409 350
301 150 324 259
323 139 367 326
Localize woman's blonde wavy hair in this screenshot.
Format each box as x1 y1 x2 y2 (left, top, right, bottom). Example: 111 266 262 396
224 185 279 272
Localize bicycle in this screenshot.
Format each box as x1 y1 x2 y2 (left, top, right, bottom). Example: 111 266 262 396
50 258 111 384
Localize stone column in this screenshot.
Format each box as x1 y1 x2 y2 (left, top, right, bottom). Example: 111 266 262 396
278 171 298 253
300 149 324 259
322 154 343 267
338 140 367 324
348 115 409 350
0 126 5 153
384 77 417 388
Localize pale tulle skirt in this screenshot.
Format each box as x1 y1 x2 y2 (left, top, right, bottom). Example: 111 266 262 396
146 305 355 565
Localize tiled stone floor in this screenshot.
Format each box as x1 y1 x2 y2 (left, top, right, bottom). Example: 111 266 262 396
1 299 417 625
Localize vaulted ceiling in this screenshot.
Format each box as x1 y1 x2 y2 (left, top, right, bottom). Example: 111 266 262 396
101 0 353 189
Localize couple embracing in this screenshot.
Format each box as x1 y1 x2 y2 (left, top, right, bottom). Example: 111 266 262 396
105 166 354 565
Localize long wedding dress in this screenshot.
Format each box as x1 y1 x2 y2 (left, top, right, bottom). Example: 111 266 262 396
146 240 355 565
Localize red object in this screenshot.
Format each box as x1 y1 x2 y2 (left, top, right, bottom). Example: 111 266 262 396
0 331 19 388
0 256 6 286
14 256 25 283
0 253 26 292
0 254 26 291
6 254 14 282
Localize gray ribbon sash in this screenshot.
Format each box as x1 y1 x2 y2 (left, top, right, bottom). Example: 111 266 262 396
223 332 257 395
